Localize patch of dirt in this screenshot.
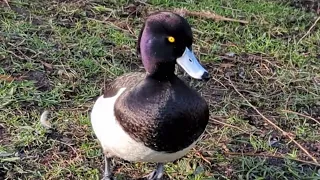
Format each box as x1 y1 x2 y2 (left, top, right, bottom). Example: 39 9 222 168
6 121 93 179
300 141 320 160
201 53 280 112
39 142 79 167
228 133 291 155
0 124 11 146
121 1 148 18
265 157 286 166
201 52 318 130
0 162 15 180
10 6 30 16
199 52 320 167
298 104 320 121
1 142 50 179
113 45 143 72
23 70 52 92
287 0 320 14
0 125 14 178
272 0 320 14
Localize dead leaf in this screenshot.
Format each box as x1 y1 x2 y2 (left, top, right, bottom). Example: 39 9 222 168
40 61 53 71
0 74 16 82
220 63 235 68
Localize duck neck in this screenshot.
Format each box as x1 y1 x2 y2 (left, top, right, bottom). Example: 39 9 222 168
147 62 176 81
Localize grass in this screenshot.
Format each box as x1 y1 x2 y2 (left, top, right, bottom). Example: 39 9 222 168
0 0 320 179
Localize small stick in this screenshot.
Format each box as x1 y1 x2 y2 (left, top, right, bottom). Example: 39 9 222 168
87 18 136 38
2 0 11 9
227 78 319 164
225 151 320 167
298 16 320 44
193 149 211 165
210 118 248 133
174 8 249 24
282 109 320 126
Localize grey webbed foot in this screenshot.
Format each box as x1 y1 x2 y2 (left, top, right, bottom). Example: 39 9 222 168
144 163 164 180
101 175 115 180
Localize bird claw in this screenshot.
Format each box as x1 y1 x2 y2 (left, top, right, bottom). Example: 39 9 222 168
101 175 116 180
144 170 158 180
143 163 164 180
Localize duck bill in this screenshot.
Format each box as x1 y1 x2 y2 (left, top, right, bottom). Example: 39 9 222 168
176 47 208 80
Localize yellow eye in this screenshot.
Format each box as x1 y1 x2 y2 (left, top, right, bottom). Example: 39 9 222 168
167 36 175 43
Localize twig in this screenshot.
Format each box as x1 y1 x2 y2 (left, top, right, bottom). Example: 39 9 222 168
125 8 138 38
298 16 320 44
282 109 320 126
87 18 136 38
210 118 247 133
4 49 25 60
2 0 11 9
209 76 228 89
193 149 211 165
174 8 249 24
227 78 319 164
225 151 320 167
56 140 79 160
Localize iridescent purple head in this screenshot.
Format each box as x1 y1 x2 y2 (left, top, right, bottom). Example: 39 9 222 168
137 11 209 81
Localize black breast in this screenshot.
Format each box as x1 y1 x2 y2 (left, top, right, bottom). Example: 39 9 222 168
114 76 209 153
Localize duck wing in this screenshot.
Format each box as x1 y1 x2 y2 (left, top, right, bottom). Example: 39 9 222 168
103 72 146 98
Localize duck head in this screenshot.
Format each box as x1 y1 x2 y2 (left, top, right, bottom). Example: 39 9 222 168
137 11 210 81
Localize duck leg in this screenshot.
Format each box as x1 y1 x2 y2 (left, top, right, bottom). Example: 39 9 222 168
102 155 114 180
144 163 164 180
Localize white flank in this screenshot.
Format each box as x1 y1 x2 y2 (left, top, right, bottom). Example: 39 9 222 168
90 88 199 163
